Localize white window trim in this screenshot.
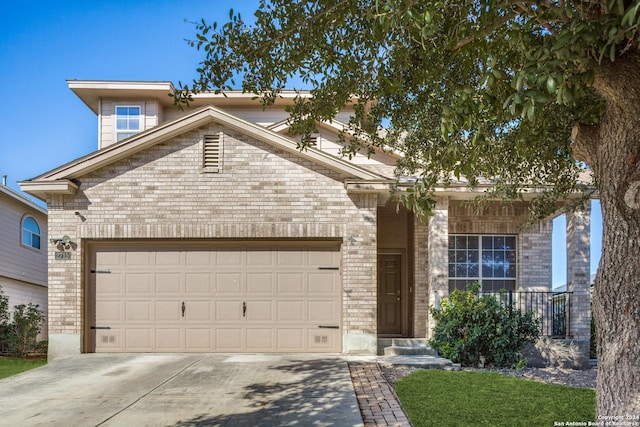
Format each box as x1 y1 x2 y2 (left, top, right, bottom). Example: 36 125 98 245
21 214 41 251
115 104 142 142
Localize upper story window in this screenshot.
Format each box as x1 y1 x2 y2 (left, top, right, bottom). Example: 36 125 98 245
115 106 141 141
448 235 517 292
22 216 41 250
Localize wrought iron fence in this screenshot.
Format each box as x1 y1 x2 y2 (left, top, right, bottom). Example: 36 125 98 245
480 291 572 338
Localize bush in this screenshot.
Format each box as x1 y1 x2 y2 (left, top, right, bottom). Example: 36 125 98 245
0 286 45 357
429 284 541 367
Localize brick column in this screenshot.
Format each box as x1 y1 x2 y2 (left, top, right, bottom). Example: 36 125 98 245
426 197 449 338
566 206 591 358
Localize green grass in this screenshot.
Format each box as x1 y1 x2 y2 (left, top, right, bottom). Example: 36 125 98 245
395 370 595 427
0 356 46 379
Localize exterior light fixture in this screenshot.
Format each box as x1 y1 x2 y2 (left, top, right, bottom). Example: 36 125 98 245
50 235 73 250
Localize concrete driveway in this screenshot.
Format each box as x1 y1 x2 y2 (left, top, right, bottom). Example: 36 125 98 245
0 354 364 427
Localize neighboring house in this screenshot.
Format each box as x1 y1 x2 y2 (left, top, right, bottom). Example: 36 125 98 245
20 80 591 359
0 177 48 340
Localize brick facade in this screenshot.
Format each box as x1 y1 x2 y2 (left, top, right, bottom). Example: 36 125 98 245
45 124 379 355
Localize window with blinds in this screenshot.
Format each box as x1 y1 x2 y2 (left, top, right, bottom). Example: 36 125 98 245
203 134 222 172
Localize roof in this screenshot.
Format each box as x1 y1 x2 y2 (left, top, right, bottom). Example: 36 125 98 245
67 80 358 115
20 105 391 200
0 184 47 215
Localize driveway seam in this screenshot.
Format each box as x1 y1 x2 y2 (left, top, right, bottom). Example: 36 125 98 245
95 355 206 426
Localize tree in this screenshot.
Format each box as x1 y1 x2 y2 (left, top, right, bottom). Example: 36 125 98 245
176 0 640 417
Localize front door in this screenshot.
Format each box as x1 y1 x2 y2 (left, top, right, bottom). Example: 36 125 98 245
377 254 402 335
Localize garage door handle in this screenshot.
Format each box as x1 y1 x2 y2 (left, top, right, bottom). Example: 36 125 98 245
181 301 185 317
242 301 246 317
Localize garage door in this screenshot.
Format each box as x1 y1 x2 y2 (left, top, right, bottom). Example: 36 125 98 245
88 241 342 353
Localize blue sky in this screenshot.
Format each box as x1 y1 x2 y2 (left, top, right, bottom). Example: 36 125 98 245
0 1 601 286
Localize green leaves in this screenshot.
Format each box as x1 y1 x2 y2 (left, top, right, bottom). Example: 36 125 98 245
177 0 629 218
429 284 541 367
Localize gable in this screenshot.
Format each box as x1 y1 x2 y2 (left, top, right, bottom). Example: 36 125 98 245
20 106 390 200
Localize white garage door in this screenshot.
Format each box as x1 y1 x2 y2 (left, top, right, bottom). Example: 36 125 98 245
88 241 342 353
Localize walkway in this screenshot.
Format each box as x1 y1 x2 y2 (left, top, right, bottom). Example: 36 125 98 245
349 363 411 427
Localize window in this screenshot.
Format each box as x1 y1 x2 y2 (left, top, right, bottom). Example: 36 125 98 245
448 235 517 292
202 134 223 172
115 106 141 141
22 216 41 250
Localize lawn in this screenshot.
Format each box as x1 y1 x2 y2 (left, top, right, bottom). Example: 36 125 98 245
0 356 46 380
395 370 595 427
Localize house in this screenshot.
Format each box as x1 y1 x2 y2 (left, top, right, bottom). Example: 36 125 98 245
0 176 48 340
20 80 592 360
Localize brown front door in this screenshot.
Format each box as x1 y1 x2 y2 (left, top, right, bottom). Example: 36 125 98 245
377 254 402 335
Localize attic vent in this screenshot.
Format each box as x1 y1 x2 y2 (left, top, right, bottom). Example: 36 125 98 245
203 134 223 172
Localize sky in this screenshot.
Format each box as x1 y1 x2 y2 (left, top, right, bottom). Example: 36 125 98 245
0 1 601 287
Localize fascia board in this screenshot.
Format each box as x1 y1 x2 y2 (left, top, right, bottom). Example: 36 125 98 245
19 180 79 200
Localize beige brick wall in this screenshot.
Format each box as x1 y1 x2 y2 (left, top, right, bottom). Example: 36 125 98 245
417 198 554 338
45 124 378 345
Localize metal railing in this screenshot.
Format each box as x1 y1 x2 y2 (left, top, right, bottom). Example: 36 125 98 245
480 291 572 338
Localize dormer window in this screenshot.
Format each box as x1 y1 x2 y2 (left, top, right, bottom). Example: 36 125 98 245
115 106 141 141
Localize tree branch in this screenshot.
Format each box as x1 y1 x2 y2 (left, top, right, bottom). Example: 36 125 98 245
571 122 599 167
454 10 517 50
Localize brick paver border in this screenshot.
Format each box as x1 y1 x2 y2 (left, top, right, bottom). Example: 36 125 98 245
349 363 412 427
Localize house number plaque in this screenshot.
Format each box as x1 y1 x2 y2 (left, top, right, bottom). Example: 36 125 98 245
55 251 72 260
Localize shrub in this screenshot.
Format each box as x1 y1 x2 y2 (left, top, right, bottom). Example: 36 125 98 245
429 284 541 367
0 286 45 357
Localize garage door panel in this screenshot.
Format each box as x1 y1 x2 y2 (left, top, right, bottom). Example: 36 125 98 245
308 300 338 322
245 300 273 322
185 328 211 350
277 328 305 351
96 274 122 295
308 273 338 295
185 273 212 294
125 301 152 322
246 328 274 351
276 301 304 322
125 328 152 350
186 251 211 266
247 250 273 266
92 242 341 353
246 273 273 294
216 328 243 351
155 251 182 267
96 330 119 349
156 301 182 321
215 300 242 322
277 273 304 294
125 273 152 293
96 300 121 322
95 250 120 268
155 328 182 351
126 251 153 267
156 274 183 294
216 273 243 294
308 329 339 350
185 300 212 322
217 249 243 266
278 250 303 267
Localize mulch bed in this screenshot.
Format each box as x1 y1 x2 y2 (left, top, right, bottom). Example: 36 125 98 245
380 365 597 389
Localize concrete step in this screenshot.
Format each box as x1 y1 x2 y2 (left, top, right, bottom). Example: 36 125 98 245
383 338 438 356
378 355 459 370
